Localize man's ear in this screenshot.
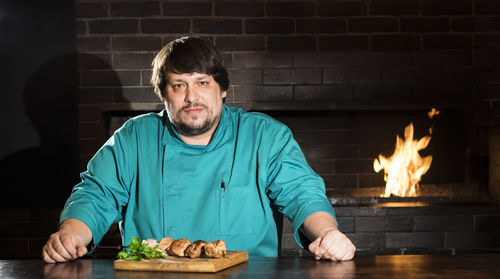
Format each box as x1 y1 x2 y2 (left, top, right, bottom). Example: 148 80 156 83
221 90 227 98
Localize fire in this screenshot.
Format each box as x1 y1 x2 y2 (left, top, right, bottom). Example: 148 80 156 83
373 109 438 197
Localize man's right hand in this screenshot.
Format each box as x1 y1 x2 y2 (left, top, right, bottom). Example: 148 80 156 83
42 219 93 263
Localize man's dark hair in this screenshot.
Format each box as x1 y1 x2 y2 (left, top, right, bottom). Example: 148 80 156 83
151 37 229 99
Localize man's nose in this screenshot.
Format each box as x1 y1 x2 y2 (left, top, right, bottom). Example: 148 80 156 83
184 85 199 103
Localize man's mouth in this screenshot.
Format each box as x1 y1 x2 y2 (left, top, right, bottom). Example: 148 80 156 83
184 106 205 114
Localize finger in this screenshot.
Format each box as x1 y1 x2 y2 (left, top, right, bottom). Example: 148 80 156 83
76 243 88 257
308 238 322 260
52 234 73 261
47 239 70 262
42 244 56 263
60 234 78 259
341 244 356 261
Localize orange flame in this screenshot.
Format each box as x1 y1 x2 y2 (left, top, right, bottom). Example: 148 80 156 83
373 112 436 197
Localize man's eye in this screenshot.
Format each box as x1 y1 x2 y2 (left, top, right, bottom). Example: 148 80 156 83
172 84 183 89
200 81 209 85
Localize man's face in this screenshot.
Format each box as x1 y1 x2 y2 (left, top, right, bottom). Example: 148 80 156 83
163 72 227 137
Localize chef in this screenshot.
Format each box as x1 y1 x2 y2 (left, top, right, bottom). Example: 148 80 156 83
42 37 355 263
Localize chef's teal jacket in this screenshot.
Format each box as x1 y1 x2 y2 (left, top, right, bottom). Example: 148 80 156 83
60 105 336 257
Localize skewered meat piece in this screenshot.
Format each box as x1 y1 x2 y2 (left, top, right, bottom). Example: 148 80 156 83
158 237 175 251
185 240 207 259
204 240 226 259
166 238 191 257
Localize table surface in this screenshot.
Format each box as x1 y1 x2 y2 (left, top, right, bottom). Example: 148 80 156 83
1 254 500 279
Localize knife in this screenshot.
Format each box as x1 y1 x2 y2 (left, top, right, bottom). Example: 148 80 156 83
89 244 128 251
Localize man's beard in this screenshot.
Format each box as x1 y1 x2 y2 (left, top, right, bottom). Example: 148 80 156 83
170 104 217 136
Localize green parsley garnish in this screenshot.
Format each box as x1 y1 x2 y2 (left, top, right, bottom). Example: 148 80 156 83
117 237 165 261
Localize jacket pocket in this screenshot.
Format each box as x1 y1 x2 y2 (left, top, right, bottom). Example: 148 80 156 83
217 185 253 235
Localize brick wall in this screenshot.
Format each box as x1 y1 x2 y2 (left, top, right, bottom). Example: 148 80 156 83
76 0 497 187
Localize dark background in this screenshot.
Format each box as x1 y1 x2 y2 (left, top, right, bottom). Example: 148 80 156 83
0 0 499 258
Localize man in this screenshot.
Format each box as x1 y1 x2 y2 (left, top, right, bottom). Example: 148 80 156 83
42 37 355 263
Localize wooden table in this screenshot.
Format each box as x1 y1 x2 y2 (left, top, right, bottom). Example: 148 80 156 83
1 254 499 279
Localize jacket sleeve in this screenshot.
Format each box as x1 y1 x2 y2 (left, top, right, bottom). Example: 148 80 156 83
59 120 136 245
264 124 336 249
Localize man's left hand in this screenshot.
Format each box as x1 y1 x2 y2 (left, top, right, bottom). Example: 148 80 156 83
308 229 355 261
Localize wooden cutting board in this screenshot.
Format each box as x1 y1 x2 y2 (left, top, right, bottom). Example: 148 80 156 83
114 251 248 273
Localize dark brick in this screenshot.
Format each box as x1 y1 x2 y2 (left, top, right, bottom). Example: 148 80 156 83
476 33 500 49
446 232 500 248
89 19 138 34
474 50 500 65
352 51 411 66
346 232 385 249
336 206 388 217
0 209 28 223
193 19 241 34
453 16 500 32
476 0 500 15
79 122 102 138
321 174 357 189
233 53 292 69
356 216 414 232
412 84 474 99
478 84 500 98
423 34 472 49
318 1 367 16
163 2 212 16
476 216 500 232
141 70 153 87
223 53 232 69
112 36 161 51
319 35 369 51
268 36 316 51
323 67 381 84
337 217 355 233
113 53 156 69
77 36 110 52
359 144 394 158
297 19 346 34
0 239 28 257
78 106 102 122
81 70 140 87
404 248 454 255
245 19 294 34
332 159 374 173
307 145 358 159
215 0 264 16
383 67 440 83
233 85 293 102
294 52 351 67
421 0 473 15
415 216 474 232
476 67 500 83
29 209 61 222
117 87 157 103
76 2 108 18
294 130 359 145
447 206 500 216
401 17 450 33
216 36 265 51
264 69 321 85
372 35 420 51
76 20 87 35
77 53 112 69
349 18 399 33
0 223 58 238
442 66 474 83
110 2 160 17
141 19 190 34
353 84 413 101
227 69 262 85
309 160 335 174
267 2 315 17
386 232 444 248
359 173 385 188
370 0 419 15
294 85 352 101
412 50 472 66
389 206 448 216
